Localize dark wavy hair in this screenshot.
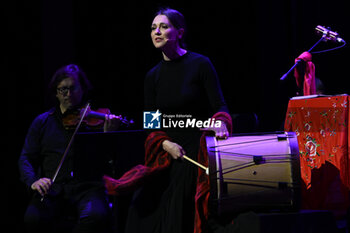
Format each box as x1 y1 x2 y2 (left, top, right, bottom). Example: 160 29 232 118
155 8 187 49
48 64 93 102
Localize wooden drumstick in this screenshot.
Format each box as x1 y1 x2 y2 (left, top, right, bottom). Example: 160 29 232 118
183 155 209 175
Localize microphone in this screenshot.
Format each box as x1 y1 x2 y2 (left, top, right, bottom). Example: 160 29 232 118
315 25 345 43
280 26 346 81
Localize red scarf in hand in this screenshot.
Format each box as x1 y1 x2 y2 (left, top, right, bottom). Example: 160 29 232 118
103 131 172 195
294 51 316 96
103 112 232 233
195 112 232 233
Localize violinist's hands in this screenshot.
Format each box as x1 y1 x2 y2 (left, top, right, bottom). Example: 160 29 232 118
162 140 186 160
201 120 229 139
103 114 121 132
31 178 52 196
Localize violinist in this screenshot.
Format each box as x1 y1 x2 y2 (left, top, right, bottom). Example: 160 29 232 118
18 64 119 233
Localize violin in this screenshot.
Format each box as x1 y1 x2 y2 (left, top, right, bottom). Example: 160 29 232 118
41 103 133 202
62 106 134 130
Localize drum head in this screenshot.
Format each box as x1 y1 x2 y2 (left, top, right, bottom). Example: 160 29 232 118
206 132 300 215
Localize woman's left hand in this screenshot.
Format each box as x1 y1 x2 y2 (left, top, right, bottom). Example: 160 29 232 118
202 120 229 139
103 114 121 132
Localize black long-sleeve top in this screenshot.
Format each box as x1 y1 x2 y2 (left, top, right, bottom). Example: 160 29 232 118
143 51 229 158
19 107 79 187
144 51 229 120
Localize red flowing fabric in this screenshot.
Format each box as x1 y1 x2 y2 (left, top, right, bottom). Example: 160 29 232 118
294 51 316 96
194 112 232 233
103 131 172 195
103 112 232 233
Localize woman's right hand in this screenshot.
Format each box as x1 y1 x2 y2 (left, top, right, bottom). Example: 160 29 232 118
162 140 186 160
31 178 52 196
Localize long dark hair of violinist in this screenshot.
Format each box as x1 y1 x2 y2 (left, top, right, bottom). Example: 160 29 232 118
47 64 93 106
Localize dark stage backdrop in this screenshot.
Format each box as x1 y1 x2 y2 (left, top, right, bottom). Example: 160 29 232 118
5 0 349 231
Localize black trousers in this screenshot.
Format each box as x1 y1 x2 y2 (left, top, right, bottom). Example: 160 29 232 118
23 183 112 233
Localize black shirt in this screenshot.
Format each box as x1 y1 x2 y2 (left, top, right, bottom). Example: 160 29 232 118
18 107 91 187
144 51 228 119
143 51 229 155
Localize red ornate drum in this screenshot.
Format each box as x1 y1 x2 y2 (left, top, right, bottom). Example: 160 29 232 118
206 132 301 215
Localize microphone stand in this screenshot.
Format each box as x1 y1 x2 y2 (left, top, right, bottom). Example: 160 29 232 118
280 35 326 81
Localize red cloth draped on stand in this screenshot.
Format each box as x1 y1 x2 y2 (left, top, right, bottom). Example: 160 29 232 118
294 51 316 96
103 112 232 233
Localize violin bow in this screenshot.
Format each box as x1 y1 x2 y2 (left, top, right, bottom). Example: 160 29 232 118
41 102 90 201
